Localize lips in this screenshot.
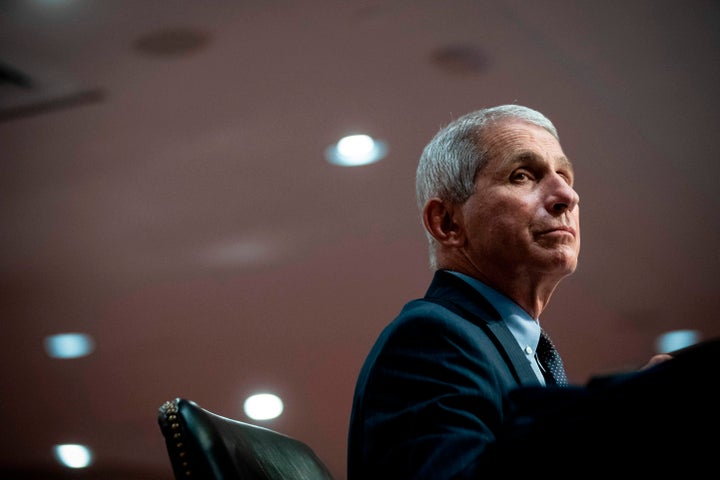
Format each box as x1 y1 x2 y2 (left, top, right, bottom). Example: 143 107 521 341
537 226 576 237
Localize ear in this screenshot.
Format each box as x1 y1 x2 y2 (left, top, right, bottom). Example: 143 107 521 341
422 198 465 246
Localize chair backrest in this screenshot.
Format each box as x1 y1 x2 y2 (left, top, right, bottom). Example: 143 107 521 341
158 397 336 480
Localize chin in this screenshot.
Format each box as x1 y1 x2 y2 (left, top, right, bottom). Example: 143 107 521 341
543 252 578 275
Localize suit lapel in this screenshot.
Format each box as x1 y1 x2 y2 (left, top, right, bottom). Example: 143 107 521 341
425 270 541 386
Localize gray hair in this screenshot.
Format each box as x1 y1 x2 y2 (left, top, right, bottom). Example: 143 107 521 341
415 104 559 269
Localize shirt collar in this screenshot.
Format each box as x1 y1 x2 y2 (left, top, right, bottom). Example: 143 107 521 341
446 270 541 349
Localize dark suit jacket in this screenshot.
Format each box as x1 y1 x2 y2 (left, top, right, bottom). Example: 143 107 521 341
348 272 720 478
493 335 720 475
347 270 542 479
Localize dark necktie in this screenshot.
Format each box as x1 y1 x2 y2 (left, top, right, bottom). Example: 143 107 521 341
537 329 569 386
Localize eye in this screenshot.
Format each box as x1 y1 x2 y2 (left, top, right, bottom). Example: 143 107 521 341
557 170 573 185
510 169 534 183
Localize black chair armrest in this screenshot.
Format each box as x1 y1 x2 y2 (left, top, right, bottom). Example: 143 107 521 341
158 397 335 480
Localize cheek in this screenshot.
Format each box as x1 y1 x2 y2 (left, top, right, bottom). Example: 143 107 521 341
483 216 529 247
465 192 534 240
574 210 581 246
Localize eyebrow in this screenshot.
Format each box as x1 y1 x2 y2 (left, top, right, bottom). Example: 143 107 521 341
511 151 573 169
507 151 575 180
556 155 574 176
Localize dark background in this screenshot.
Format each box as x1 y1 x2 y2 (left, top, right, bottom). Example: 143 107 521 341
1 1 719 478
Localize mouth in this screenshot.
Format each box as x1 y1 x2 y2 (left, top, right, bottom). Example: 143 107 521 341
537 226 576 238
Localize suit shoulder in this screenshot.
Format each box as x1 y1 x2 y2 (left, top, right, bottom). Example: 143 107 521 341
376 298 493 348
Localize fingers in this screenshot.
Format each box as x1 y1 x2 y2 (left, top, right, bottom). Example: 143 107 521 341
640 353 673 370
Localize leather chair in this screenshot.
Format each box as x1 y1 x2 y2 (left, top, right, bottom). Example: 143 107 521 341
158 397 335 480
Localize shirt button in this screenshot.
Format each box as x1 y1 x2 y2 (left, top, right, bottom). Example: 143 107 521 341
524 346 533 355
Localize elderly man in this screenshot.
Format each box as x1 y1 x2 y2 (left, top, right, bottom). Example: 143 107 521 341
347 105 688 479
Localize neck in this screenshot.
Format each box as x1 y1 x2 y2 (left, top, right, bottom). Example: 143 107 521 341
442 265 564 319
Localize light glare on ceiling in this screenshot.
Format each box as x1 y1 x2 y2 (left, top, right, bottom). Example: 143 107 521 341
243 393 284 421
325 134 388 166
44 333 95 359
655 329 701 353
53 444 92 469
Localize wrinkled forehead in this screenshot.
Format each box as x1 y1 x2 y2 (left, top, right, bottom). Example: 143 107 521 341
480 118 569 165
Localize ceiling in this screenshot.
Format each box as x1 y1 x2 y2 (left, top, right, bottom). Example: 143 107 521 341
1 1 719 478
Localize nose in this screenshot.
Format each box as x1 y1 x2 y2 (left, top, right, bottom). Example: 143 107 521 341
546 174 579 214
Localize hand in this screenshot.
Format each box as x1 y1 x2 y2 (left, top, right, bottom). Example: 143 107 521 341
640 353 673 370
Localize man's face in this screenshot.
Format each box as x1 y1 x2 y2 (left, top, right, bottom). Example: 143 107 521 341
460 119 581 282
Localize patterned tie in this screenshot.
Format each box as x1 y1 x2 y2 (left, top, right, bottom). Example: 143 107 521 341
537 329 569 386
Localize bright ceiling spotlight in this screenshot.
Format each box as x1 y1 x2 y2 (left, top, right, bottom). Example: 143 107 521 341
243 393 284 421
325 134 388 166
44 333 95 359
655 329 701 353
53 444 93 469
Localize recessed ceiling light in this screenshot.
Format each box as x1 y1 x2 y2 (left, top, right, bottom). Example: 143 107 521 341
430 44 490 75
44 333 95 359
655 329 701 353
53 444 93 469
325 134 388 166
133 28 211 57
201 238 275 267
243 393 284 421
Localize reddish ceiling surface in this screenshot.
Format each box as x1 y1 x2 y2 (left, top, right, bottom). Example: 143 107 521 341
1 1 719 478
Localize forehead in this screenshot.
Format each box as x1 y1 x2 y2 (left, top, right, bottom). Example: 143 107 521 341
482 119 574 181
482 119 570 167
